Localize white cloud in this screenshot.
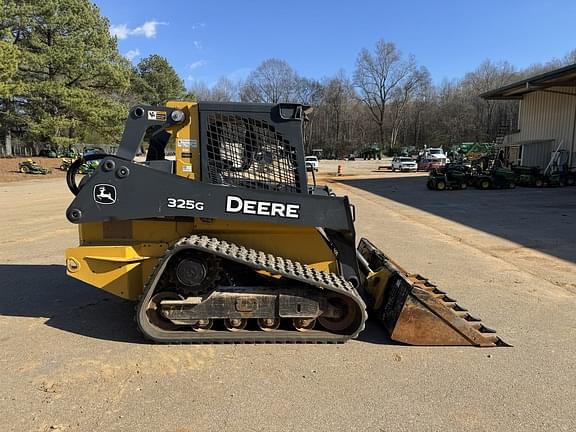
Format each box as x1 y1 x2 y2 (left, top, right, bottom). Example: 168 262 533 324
132 21 165 38
110 24 129 39
191 22 206 30
193 40 202 49
190 60 207 70
110 21 167 40
124 49 140 61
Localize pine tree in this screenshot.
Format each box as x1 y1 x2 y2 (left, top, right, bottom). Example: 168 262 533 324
2 0 132 148
136 54 186 105
0 2 25 155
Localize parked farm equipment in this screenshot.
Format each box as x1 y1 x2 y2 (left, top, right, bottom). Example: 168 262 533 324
18 159 51 175
471 166 518 190
427 164 471 190
512 166 545 187
427 163 518 191
78 159 100 174
60 158 73 171
512 165 575 187
548 166 576 187
61 157 100 174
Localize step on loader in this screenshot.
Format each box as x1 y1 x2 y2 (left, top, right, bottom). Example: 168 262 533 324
65 101 506 346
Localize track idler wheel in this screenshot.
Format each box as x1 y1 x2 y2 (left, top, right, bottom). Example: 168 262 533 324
147 292 182 331
318 294 358 333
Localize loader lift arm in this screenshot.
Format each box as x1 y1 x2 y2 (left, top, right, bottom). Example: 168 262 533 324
116 105 187 161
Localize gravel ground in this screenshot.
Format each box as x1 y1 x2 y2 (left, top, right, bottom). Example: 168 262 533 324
0 161 575 432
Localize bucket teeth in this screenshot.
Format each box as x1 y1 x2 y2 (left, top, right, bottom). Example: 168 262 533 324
473 323 496 333
450 304 468 312
454 310 481 321
357 238 509 347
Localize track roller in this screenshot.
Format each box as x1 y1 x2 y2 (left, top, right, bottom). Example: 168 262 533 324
257 318 281 331
192 319 213 332
293 318 316 331
224 318 248 331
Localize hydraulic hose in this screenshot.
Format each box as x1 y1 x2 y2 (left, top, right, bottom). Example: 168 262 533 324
66 153 107 195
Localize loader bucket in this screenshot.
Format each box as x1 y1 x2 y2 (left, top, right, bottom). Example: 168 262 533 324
357 238 508 347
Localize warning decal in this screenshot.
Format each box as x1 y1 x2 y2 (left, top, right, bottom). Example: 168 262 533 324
147 110 167 121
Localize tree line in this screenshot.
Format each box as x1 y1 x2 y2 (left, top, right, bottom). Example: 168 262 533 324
193 49 575 158
2 0 575 157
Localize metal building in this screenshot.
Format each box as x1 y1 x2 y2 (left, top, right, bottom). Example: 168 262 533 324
481 64 576 169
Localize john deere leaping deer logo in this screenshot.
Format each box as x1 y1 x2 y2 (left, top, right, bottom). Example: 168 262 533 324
93 184 117 205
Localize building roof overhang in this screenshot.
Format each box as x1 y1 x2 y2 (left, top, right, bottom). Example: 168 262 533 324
480 63 576 100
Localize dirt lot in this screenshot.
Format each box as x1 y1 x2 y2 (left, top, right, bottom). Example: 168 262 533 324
0 157 67 182
1 160 575 431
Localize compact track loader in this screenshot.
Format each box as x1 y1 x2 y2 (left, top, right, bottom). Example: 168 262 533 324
65 101 506 346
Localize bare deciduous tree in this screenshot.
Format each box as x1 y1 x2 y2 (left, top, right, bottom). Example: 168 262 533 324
462 60 517 140
187 77 238 102
210 77 238 102
388 65 430 148
294 77 323 105
187 81 211 101
319 71 355 153
240 58 298 103
353 40 423 150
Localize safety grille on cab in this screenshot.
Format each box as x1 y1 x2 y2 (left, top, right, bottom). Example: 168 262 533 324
205 113 302 193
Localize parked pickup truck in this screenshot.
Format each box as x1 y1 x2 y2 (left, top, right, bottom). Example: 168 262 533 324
391 157 417 172
305 155 319 172
418 157 443 171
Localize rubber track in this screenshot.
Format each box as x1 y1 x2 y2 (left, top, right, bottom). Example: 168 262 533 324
136 235 367 344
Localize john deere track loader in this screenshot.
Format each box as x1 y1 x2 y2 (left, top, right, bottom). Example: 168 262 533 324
65 101 505 346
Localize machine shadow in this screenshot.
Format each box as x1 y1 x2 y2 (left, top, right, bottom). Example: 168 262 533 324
0 264 401 345
0 264 143 343
355 320 402 345
340 176 576 264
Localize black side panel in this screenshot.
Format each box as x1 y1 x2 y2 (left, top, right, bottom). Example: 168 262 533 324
198 102 308 194
66 157 352 232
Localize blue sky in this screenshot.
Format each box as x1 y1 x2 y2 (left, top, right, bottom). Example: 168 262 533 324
94 0 576 88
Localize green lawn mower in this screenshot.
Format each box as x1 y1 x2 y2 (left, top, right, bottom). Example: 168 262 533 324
427 164 472 191
19 159 52 175
472 166 518 190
